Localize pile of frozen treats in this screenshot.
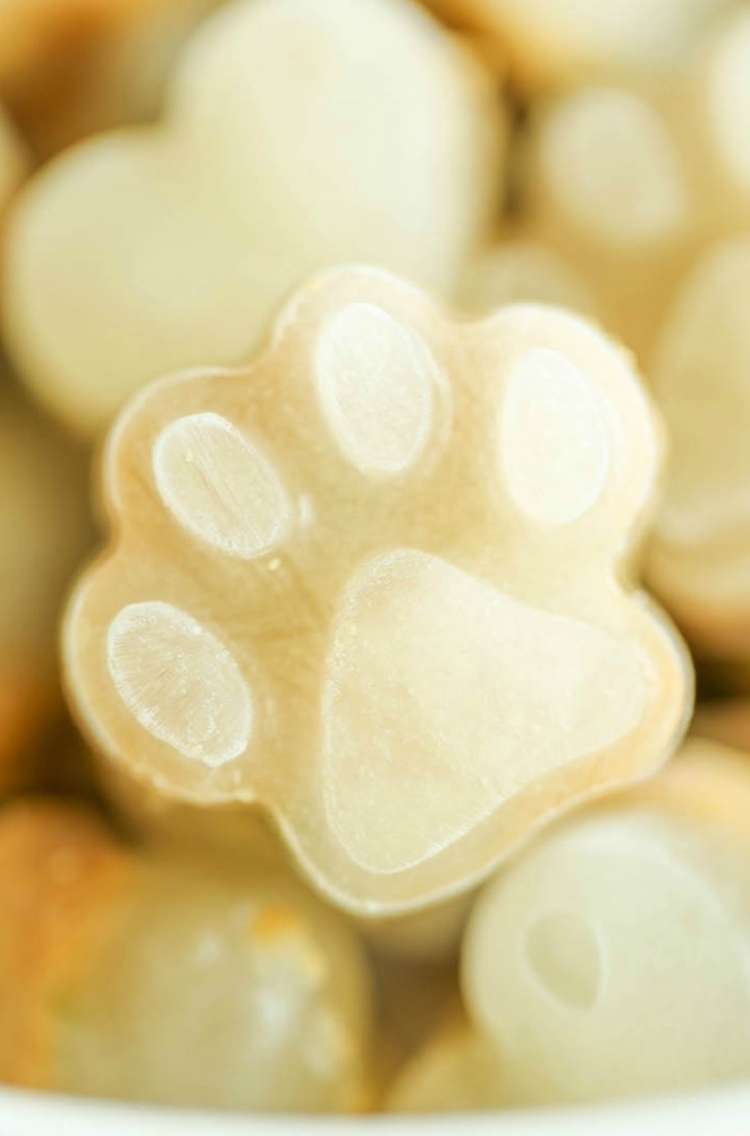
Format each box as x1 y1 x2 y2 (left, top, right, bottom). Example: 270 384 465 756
3 0 750 1115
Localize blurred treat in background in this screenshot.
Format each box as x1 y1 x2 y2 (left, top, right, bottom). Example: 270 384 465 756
423 0 738 89
370 952 459 1100
386 1014 505 1112
0 798 374 1111
459 234 598 318
457 740 750 1107
648 235 750 666
0 383 92 794
2 0 505 436
692 699 750 752
0 0 222 156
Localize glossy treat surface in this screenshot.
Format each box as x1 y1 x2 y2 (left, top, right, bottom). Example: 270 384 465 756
65 267 691 915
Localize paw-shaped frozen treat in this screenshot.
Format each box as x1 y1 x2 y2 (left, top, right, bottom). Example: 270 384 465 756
425 0 735 89
461 739 750 1105
0 798 372 1111
64 268 691 915
3 0 502 436
648 236 750 661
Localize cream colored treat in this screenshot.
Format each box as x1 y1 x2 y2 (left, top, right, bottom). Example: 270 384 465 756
386 1018 505 1113
692 701 750 752
426 0 735 88
4 0 502 437
0 799 372 1112
460 237 597 319
697 9 750 226
648 236 750 660
522 83 699 361
519 13 750 361
0 386 92 786
463 739 750 1106
0 0 220 154
64 267 691 916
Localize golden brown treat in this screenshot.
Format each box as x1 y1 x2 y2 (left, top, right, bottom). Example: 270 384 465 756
0 99 26 208
0 0 220 154
424 0 736 89
0 799 131 1086
0 798 373 1111
0 386 92 789
385 1015 505 1113
371 954 459 1099
3 0 503 437
647 235 750 661
461 739 750 1106
692 701 750 754
64 266 691 917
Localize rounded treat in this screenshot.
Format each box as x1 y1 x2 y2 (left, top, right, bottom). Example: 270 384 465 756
692 700 750 753
460 237 597 320
425 0 735 88
386 1017 505 1113
648 236 750 660
462 739 750 1105
0 385 92 790
64 266 691 916
521 82 698 361
0 798 372 1111
4 0 503 436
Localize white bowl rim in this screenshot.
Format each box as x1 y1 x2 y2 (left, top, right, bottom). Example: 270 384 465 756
1 1082 750 1135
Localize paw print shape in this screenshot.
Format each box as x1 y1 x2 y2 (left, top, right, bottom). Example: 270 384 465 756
3 0 500 436
64 267 691 915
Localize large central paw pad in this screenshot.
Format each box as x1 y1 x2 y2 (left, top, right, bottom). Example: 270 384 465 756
65 268 690 913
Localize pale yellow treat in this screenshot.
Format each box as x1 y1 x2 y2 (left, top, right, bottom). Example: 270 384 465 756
0 799 372 1111
3 0 503 438
425 0 735 88
695 9 750 228
386 1016 505 1113
518 12 750 363
460 237 597 320
648 236 750 660
0 0 221 155
462 739 750 1106
522 83 699 361
0 386 92 785
64 266 691 916
692 701 750 753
